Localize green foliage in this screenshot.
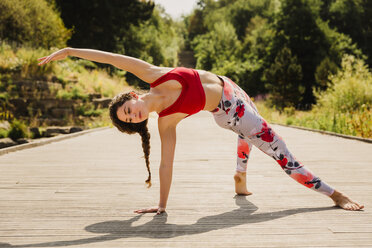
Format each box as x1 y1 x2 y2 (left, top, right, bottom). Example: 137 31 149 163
240 16 275 95
76 104 103 117
271 0 328 105
0 129 8 138
0 0 70 48
226 0 273 39
258 55 372 138
0 41 128 131
185 8 207 47
264 47 304 109
114 6 185 88
0 41 126 97
8 119 28 140
324 0 372 66
314 57 339 91
0 42 55 80
121 7 184 68
188 0 370 110
192 22 241 71
57 85 88 100
55 0 154 52
315 55 372 113
308 55 372 137
317 20 365 64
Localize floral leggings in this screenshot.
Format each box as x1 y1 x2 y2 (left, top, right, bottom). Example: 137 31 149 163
212 76 335 196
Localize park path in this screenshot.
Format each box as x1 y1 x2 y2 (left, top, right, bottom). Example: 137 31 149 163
0 111 371 248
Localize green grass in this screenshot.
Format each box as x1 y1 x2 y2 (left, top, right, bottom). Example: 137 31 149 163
256 101 371 139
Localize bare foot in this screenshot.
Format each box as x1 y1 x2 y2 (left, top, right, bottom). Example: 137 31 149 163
330 190 364 211
234 172 252 196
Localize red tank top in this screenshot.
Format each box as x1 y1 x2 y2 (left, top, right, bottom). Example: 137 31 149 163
150 67 206 118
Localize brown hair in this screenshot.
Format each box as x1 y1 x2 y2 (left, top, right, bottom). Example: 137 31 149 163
109 92 152 188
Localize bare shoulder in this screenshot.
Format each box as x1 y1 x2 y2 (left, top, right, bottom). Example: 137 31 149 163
147 66 175 84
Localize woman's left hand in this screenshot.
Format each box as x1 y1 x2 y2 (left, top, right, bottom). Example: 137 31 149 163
134 206 166 215
38 48 70 66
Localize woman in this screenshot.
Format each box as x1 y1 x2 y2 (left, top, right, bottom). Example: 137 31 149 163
38 48 364 214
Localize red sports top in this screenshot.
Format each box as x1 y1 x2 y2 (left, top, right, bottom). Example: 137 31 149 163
150 67 206 118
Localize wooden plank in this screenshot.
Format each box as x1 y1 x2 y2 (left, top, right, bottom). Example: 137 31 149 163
0 112 371 247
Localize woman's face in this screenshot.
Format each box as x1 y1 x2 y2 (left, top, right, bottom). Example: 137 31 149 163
116 98 149 123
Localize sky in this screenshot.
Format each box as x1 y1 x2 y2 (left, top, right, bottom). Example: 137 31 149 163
153 0 199 19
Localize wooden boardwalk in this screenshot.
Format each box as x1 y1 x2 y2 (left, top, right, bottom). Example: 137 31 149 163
0 112 371 247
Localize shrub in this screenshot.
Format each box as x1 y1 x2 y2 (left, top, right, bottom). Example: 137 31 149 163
0 129 8 138
314 57 339 91
0 42 55 80
0 0 70 48
76 104 102 117
315 55 372 113
8 119 28 140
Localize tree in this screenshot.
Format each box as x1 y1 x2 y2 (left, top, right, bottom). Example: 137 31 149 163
271 0 328 106
55 0 154 52
264 47 304 109
320 0 372 67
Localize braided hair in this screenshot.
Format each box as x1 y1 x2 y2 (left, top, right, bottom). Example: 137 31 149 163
109 92 152 187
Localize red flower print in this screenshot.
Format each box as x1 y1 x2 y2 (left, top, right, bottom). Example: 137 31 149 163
238 139 249 159
260 120 274 142
236 104 245 118
291 172 314 188
276 157 288 168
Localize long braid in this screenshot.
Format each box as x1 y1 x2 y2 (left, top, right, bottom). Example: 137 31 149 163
109 91 152 188
139 127 151 187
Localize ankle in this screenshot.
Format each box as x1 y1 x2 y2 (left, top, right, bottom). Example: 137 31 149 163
330 190 343 201
234 171 246 182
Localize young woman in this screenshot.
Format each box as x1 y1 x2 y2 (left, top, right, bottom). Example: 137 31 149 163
38 48 364 214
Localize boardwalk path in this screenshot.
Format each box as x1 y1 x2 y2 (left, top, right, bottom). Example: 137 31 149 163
1 112 371 247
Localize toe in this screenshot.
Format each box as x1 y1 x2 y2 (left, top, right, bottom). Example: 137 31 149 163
345 203 353 210
356 203 364 210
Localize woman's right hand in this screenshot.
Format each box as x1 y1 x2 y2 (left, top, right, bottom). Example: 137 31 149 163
134 206 166 215
38 48 70 66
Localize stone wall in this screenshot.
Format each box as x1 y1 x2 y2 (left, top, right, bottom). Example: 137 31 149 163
4 80 111 126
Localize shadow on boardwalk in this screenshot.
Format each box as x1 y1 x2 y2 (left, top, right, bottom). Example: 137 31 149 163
0 196 335 248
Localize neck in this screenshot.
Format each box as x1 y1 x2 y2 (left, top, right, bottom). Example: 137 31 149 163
140 93 163 114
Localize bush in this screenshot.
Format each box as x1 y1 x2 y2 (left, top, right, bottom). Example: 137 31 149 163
314 57 339 91
8 119 28 140
257 55 372 138
0 42 55 80
76 104 103 117
0 129 8 138
315 55 372 113
0 0 71 48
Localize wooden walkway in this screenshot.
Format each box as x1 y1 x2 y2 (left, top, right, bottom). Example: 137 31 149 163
0 112 371 247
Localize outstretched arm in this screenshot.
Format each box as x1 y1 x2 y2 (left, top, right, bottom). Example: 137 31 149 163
38 48 158 83
134 118 179 215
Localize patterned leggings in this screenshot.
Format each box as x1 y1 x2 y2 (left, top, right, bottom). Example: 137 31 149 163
212 76 335 196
